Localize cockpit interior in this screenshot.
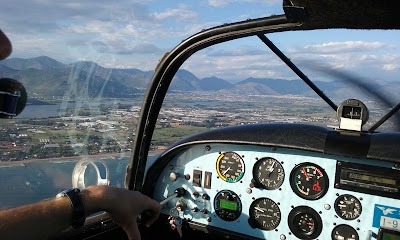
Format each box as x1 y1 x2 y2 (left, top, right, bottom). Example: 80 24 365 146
1 1 400 240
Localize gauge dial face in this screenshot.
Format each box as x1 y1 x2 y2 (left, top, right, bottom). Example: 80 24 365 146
331 224 359 240
288 206 323 239
334 194 362 220
293 212 316 235
290 163 329 200
249 198 281 230
216 152 245 183
214 190 242 221
253 157 285 190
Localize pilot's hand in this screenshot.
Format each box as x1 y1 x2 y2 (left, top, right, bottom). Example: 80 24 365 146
81 185 161 240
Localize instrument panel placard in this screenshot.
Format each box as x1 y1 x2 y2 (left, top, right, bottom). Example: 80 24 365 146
373 204 400 231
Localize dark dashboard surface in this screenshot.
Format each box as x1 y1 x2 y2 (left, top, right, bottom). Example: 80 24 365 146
143 124 400 240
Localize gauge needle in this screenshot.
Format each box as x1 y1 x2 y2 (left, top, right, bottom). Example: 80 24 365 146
222 167 231 175
268 162 276 173
254 207 265 213
302 168 309 180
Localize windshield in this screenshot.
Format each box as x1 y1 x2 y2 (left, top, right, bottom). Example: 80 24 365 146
152 29 400 149
1 1 400 211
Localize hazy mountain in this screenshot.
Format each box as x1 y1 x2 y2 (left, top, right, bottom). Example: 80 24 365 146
0 56 395 103
198 76 233 91
0 64 19 76
0 56 65 70
170 69 202 91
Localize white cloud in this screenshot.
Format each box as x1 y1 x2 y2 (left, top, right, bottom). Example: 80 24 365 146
208 0 229 7
383 64 400 71
303 41 386 54
182 46 291 81
151 8 198 20
208 0 279 7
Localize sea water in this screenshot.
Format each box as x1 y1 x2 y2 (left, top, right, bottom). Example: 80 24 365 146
0 155 157 209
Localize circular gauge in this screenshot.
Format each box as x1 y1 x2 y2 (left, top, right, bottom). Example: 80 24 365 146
334 194 362 220
290 162 329 200
214 190 242 221
216 152 245 183
331 224 359 240
288 206 323 239
248 198 281 230
253 157 285 190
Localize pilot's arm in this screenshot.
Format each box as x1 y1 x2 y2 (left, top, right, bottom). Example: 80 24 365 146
0 185 161 240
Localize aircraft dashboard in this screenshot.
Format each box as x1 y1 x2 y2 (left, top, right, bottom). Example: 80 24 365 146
143 124 400 240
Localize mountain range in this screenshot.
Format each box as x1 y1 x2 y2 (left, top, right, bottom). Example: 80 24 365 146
0 56 397 102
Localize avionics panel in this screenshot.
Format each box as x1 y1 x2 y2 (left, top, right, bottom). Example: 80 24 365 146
151 143 400 239
335 161 400 199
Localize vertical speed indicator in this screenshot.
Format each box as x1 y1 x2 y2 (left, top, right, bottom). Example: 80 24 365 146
216 152 245 183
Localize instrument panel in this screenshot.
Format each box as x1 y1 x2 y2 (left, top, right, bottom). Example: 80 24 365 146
151 143 400 239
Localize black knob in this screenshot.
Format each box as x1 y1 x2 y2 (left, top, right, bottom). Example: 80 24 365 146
192 207 199 212
193 191 199 198
202 193 210 200
201 208 208 214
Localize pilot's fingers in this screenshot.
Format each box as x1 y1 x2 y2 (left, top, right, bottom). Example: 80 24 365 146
122 220 141 240
141 197 161 227
0 30 12 61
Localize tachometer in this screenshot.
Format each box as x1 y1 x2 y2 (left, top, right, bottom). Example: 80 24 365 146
290 162 329 200
253 157 284 190
248 198 281 230
216 152 245 183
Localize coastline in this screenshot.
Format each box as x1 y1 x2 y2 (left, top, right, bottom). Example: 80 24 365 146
0 150 162 167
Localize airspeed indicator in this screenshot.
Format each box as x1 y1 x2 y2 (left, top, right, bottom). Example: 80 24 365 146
216 152 245 183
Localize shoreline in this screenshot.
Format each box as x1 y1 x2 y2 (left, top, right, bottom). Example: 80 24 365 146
0 151 162 167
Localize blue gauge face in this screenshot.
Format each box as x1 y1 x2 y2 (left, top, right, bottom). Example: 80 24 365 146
214 190 242 221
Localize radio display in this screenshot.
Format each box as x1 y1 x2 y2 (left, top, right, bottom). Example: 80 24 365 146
220 199 238 211
348 172 396 186
336 162 400 200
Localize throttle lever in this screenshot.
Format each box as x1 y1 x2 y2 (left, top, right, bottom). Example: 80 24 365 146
139 187 186 224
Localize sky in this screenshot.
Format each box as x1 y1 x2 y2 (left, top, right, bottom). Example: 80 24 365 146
1 0 399 82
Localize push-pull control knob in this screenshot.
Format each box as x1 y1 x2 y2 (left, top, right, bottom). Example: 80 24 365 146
176 199 187 211
169 172 180 181
200 208 208 214
202 193 210 200
193 191 199 198
191 206 199 212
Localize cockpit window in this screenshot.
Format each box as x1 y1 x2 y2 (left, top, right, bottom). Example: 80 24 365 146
153 29 400 148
